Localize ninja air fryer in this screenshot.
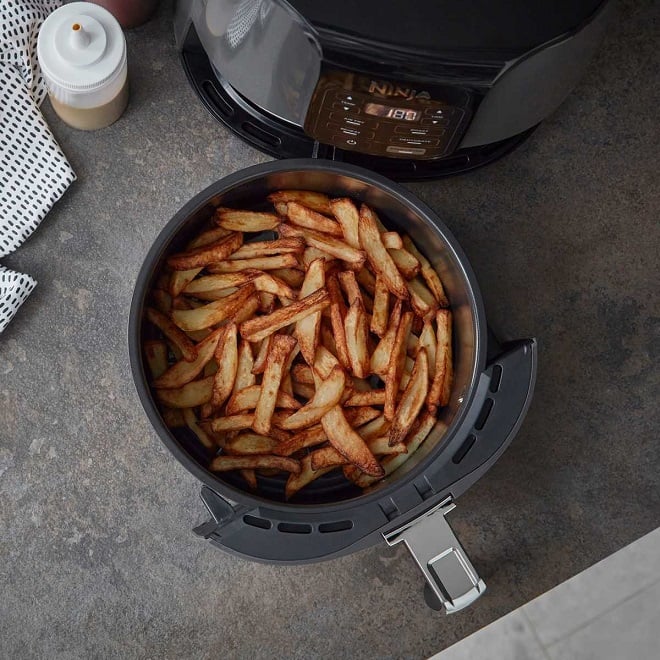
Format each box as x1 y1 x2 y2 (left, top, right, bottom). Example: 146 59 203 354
173 0 614 179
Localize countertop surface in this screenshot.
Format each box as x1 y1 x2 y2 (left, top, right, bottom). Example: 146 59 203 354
2 1 658 658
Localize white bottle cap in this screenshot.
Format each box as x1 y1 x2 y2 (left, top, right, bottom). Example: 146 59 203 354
38 2 127 109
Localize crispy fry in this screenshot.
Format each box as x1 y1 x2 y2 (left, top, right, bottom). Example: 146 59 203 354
144 339 169 379
313 345 340 379
389 348 429 445
370 298 403 376
267 190 332 215
344 298 369 378
225 433 280 455
279 224 366 269
285 455 334 500
240 289 330 343
240 469 258 489
210 454 300 474
427 309 453 411
330 197 360 249
402 235 449 306
156 376 214 408
145 307 198 362
356 415 390 441
210 322 238 409
370 276 390 337
253 273 297 299
302 246 337 268
253 334 297 435
171 285 256 332
227 237 305 260
311 437 406 470
344 406 382 428
385 311 413 420
389 248 420 279
345 389 386 407
358 205 409 299
151 289 172 314
273 425 327 456
408 277 439 320
182 408 215 450
167 232 243 270
281 341 299 397
153 327 222 388
210 413 255 433
183 271 261 294
319 321 339 357
381 232 403 249
295 258 325 364
232 295 260 325
292 381 316 400
206 253 299 273
170 268 202 297
252 335 272 375
215 209 279 232
356 267 376 296
285 201 344 237
292 363 315 384
279 366 345 430
418 320 437 379
270 268 305 288
338 270 363 306
225 385 301 415
321 406 384 477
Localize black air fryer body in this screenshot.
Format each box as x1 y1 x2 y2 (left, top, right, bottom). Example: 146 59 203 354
174 0 613 179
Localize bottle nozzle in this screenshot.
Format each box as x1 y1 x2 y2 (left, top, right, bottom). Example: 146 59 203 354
70 22 91 49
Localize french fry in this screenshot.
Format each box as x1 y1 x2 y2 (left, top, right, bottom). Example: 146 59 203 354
418 320 437 379
232 295 260 325
345 389 386 407
190 225 234 247
370 276 389 337
281 341 300 397
344 298 370 378
319 321 339 357
321 406 384 477
167 232 243 270
292 381 316 400
384 311 414 420
215 209 279 232
313 345 340 379
344 406 381 428
326 275 351 369
402 235 449 306
273 201 288 216
330 197 360 249
408 277 439 320
252 335 272 375
258 291 276 313
267 190 332 215
187 287 239 302
338 270 362 306
270 268 305 288
292 363 315 384
240 469 257 489
356 267 376 295
279 224 366 269
156 376 214 408
279 366 345 430
182 408 215 450
253 273 297 300
227 237 305 260
153 327 222 388
285 201 344 237
206 253 299 273
210 322 238 409
370 299 403 376
210 413 255 433
427 309 453 411
210 454 301 474
302 246 337 268
151 289 172 314
183 271 262 294
389 248 420 279
311 437 406 470
225 385 301 415
161 407 185 427
356 415 390 441
389 348 429 445
381 232 403 249
253 334 297 435
144 339 169 379
285 455 334 500
358 205 409 299
295 258 325 364
273 425 327 456
145 307 197 362
240 289 330 343
225 433 280 455
171 285 256 332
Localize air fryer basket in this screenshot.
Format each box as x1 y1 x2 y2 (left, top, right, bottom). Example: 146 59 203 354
129 160 536 611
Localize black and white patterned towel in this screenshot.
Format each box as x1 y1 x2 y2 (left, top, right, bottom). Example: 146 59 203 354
0 0 76 332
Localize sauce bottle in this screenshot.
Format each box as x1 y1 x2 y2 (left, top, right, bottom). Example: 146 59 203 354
37 2 128 131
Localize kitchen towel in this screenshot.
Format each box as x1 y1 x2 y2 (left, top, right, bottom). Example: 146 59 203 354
0 0 76 332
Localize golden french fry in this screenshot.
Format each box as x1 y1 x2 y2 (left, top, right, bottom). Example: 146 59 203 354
358 205 409 299
278 224 366 269
311 436 406 470
144 340 169 379
240 289 330 343
385 311 414 420
190 225 234 247
252 335 272 375
210 322 238 409
427 309 453 410
344 298 369 378
258 291 276 313
356 267 376 295
370 276 389 337
370 298 403 376
338 270 363 306
295 258 325 364
267 190 332 215
171 285 256 332
381 232 403 249
151 289 172 314
210 454 301 474
156 376 214 408
253 334 297 435
153 327 222 388
227 237 305 260
389 248 420 279
187 287 239 302
292 363 315 384
285 201 344 237
225 433 280 455
418 320 437 379
280 366 346 430
389 348 429 445
330 197 360 249
319 321 339 357
313 345 340 379
273 425 327 456
344 406 381 427
301 246 337 268
145 307 197 362
207 253 299 273
182 408 215 450
281 341 299 397
356 416 390 440
215 210 279 232
171 268 201 297
210 413 255 433
408 277 439 320
292 381 316 400
270 268 305 288
345 389 386 407
402 235 449 306
240 469 257 489
234 340 255 392
273 201 288 216
253 273 297 299
183 271 262 294
232 295 260 325
167 232 243 270
285 455 334 500
225 385 301 415
321 406 384 477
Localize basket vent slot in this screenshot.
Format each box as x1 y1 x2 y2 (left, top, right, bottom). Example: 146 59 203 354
474 398 494 431
277 522 312 534
452 434 476 464
243 515 271 530
318 520 353 533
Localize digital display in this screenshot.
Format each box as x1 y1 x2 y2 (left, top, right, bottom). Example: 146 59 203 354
363 103 420 122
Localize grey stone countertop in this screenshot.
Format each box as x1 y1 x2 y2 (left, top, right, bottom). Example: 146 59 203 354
1 1 658 658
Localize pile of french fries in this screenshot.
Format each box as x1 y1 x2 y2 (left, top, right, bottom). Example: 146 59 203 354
143 190 453 499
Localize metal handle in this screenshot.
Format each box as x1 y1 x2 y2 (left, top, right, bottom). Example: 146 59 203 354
383 497 486 613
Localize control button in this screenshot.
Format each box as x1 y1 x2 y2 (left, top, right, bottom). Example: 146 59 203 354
331 134 361 148
386 145 426 156
394 126 429 135
329 112 366 126
424 107 451 118
393 136 440 146
421 119 447 132
334 92 357 103
332 102 360 114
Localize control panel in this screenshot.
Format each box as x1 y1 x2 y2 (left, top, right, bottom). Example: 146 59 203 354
304 72 471 160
